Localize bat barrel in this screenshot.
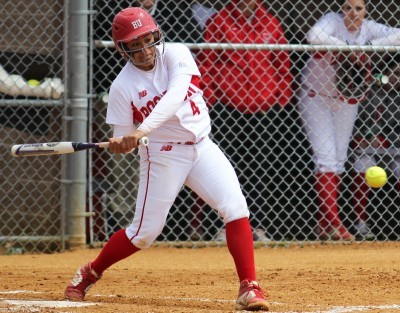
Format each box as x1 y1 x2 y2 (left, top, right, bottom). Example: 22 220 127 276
10 142 76 157
10 137 149 157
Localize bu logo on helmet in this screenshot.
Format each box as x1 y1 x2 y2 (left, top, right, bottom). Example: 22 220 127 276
131 19 142 29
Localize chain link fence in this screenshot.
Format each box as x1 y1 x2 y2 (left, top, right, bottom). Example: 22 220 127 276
0 0 66 253
1 0 399 253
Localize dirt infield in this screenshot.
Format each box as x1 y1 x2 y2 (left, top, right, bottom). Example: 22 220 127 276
1 242 400 313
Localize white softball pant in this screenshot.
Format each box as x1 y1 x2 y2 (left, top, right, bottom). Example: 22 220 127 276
125 136 249 249
299 89 359 174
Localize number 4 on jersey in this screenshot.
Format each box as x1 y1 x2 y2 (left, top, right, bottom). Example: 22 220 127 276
190 100 200 116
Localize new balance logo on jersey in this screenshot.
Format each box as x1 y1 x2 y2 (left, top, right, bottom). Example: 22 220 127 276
131 19 142 29
160 145 172 151
138 90 147 99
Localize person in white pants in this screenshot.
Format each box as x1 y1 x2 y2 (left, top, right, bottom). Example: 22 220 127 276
64 7 270 311
298 0 400 240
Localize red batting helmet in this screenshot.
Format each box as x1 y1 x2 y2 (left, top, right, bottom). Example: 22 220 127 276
112 7 162 58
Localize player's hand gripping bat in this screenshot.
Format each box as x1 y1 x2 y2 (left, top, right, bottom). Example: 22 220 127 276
10 137 149 157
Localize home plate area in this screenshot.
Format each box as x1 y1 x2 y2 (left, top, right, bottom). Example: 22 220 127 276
0 299 96 312
1 244 399 312
1 296 400 313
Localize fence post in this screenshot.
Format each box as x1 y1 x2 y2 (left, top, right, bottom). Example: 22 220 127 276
65 0 90 248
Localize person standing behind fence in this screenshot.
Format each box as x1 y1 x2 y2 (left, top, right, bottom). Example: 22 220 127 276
197 0 293 241
191 1 218 33
65 7 270 311
298 0 400 241
348 54 400 240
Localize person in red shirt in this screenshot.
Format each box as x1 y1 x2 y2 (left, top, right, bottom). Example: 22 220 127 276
196 0 293 240
199 0 292 112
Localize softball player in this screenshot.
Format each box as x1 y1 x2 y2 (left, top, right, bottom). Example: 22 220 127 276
65 7 269 311
299 0 400 240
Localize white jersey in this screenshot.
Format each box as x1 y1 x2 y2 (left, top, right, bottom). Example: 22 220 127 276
301 12 400 97
106 43 211 143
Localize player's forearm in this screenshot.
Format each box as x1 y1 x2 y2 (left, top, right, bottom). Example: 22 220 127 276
307 25 347 45
370 29 400 45
137 74 192 135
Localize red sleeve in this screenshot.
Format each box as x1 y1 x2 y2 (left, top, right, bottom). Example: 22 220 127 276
196 16 220 107
270 17 293 106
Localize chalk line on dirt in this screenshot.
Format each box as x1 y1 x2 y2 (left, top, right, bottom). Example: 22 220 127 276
1 290 400 312
0 299 96 308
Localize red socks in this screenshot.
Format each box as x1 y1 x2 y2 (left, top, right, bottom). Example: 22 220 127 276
90 220 257 283
315 172 342 228
352 173 370 222
226 218 256 282
91 229 140 275
90 220 257 284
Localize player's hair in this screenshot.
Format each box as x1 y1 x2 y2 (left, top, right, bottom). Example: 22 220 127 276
339 0 369 6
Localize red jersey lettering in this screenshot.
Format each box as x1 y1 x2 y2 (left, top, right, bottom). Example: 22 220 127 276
190 100 200 116
131 102 143 123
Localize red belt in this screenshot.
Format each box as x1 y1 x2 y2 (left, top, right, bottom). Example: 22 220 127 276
309 89 364 105
173 137 205 145
338 96 366 105
313 52 328 59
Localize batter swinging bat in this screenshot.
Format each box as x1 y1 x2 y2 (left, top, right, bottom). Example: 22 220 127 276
10 137 149 157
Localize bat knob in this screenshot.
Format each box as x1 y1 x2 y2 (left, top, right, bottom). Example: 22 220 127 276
138 137 149 147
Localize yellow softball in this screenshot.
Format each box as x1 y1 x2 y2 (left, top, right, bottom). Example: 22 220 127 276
365 166 387 188
27 79 40 87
